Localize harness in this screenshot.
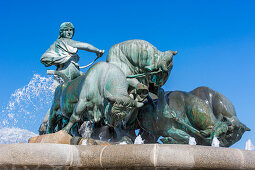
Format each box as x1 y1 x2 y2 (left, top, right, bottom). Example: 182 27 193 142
80 56 100 69
126 69 162 78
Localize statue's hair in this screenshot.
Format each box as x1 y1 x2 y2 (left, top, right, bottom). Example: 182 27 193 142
58 22 75 39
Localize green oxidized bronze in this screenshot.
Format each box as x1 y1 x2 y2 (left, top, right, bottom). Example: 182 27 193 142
107 39 177 102
39 22 250 146
133 87 250 147
41 22 104 80
46 62 144 134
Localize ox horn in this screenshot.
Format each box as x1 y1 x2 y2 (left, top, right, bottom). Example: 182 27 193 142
172 51 178 55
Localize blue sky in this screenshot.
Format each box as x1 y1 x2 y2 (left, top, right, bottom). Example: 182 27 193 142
0 0 254 148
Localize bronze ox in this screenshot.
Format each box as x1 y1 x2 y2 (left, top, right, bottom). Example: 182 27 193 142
134 87 250 147
107 39 177 101
46 62 143 135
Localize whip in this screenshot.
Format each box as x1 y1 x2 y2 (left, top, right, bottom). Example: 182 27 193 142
80 50 105 69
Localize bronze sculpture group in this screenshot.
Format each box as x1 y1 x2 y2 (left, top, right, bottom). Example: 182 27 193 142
39 22 250 147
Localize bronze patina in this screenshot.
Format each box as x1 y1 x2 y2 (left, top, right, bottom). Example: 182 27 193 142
39 22 250 146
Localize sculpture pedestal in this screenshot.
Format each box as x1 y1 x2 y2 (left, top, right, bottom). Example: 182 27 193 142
0 143 254 169
28 130 72 144
29 131 113 145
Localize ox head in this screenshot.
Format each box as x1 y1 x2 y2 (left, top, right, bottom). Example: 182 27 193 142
160 50 177 72
149 50 177 89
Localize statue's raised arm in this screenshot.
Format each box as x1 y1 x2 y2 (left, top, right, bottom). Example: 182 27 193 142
65 39 104 57
40 22 104 80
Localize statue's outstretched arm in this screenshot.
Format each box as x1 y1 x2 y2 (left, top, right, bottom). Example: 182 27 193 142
66 39 104 58
67 39 100 53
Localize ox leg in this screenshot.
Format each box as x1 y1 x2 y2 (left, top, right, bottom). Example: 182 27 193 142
63 99 86 134
127 78 148 102
127 78 148 92
161 128 191 144
127 78 140 89
47 85 62 134
211 121 228 138
39 108 50 135
47 102 59 134
160 136 178 144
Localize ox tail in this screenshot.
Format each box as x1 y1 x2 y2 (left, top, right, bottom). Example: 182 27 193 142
47 70 70 83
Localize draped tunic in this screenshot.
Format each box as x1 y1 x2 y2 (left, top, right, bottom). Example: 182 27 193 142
41 38 81 80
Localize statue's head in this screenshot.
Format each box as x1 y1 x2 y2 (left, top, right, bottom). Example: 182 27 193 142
58 22 75 39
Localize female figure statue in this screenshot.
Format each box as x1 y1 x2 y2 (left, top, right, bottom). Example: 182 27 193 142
41 22 104 80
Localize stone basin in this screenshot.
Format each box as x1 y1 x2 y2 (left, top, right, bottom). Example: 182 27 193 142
0 143 254 169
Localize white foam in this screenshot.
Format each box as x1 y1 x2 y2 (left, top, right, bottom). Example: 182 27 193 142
78 121 92 138
119 141 127 145
0 127 37 144
81 139 87 145
134 135 144 144
189 137 197 145
245 139 255 150
0 74 58 131
211 136 220 147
